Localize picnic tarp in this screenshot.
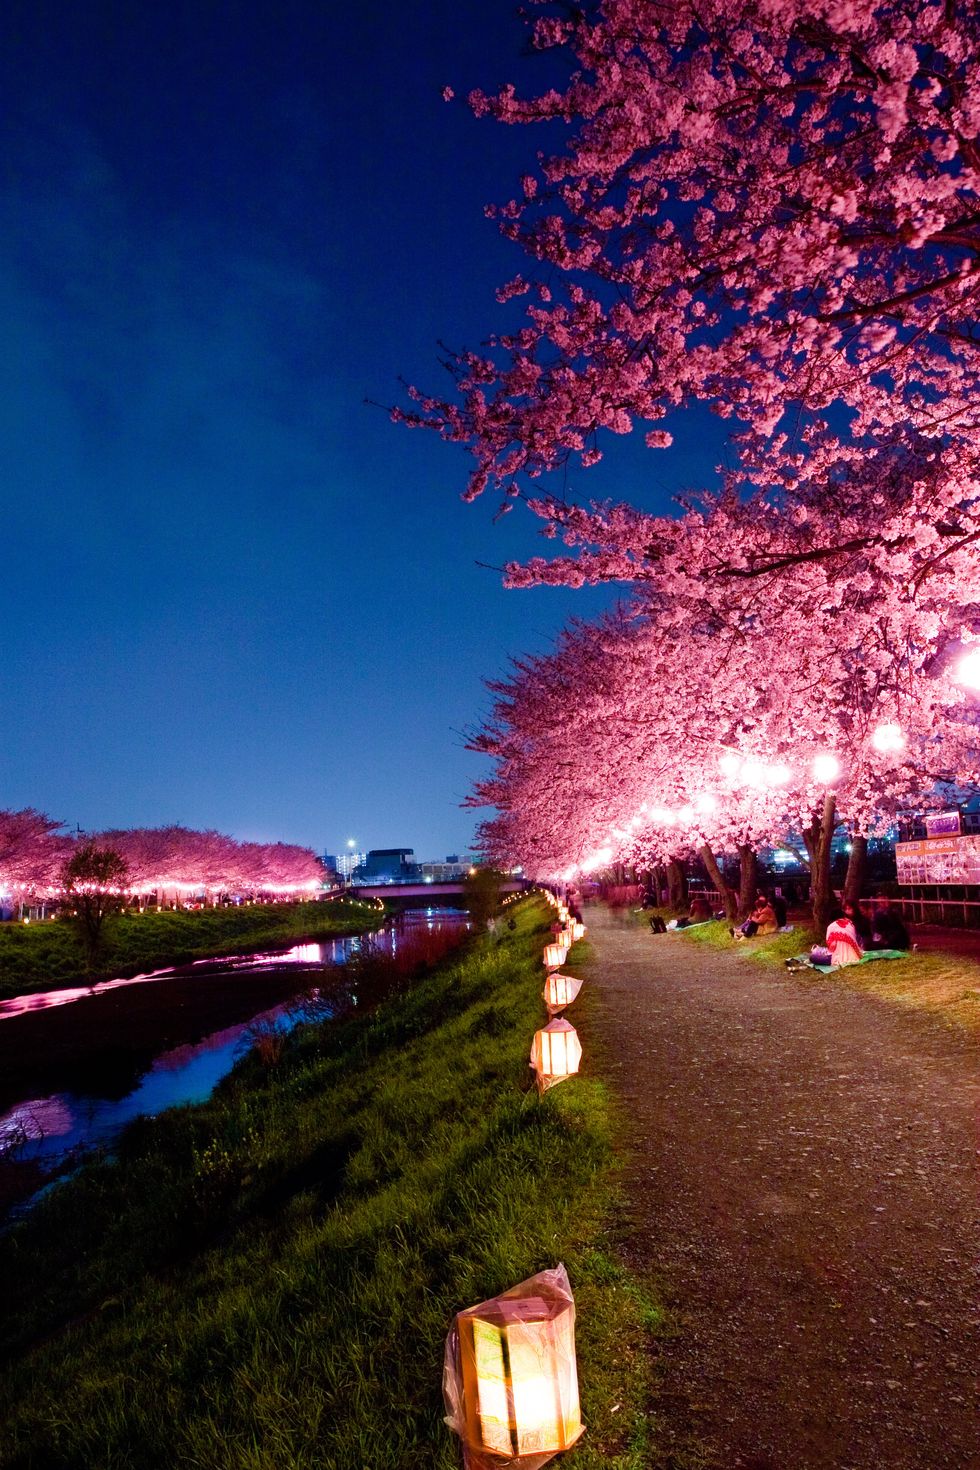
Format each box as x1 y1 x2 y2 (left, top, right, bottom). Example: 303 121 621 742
791 948 910 974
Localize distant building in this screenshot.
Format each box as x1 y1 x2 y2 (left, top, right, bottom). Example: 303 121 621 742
323 850 365 881
354 848 418 883
418 857 475 882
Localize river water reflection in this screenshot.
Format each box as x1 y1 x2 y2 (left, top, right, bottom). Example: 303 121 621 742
0 909 469 1174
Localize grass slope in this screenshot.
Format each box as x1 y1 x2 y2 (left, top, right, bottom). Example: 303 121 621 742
0 899 383 999
0 901 658 1469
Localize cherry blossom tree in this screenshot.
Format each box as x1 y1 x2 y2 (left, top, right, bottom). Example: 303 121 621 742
88 826 323 902
469 573 980 926
0 809 71 901
400 0 980 525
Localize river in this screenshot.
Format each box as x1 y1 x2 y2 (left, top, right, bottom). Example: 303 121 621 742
0 908 469 1205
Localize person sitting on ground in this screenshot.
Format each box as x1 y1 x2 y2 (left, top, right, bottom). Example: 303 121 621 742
732 895 777 940
770 892 788 928
868 899 911 951
825 912 863 967
687 895 713 923
843 899 873 946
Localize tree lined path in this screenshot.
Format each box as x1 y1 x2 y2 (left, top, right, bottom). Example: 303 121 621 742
586 906 979 1470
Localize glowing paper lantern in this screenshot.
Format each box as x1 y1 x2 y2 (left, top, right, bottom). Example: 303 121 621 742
542 943 569 971
530 1018 582 1093
570 922 586 943
443 1264 584 1469
543 972 583 1015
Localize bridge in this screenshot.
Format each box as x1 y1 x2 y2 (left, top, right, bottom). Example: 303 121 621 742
332 880 530 910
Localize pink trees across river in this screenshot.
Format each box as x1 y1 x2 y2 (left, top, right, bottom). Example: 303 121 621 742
0 819 324 905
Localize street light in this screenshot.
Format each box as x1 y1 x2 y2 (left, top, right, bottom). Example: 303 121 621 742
871 722 906 754
955 648 980 689
812 752 841 784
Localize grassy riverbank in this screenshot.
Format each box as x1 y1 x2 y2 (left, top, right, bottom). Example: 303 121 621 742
0 899 383 999
0 900 660 1469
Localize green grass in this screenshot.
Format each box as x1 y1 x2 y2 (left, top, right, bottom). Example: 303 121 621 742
0 901 659 1469
0 899 384 998
678 918 980 1035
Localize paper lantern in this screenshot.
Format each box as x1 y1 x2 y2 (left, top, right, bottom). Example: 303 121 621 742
444 1264 584 1469
530 1018 582 1093
555 928 575 948
542 972 582 1016
542 943 568 970
570 922 586 943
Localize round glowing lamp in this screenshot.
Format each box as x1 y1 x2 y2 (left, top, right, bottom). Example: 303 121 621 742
530 1017 582 1093
543 943 569 970
812 752 841 784
871 722 906 754
543 972 583 1015
956 648 980 689
444 1264 584 1465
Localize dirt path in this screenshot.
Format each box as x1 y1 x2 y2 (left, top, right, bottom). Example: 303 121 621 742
586 906 979 1470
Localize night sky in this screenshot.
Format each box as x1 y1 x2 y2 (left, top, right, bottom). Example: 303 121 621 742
1 0 724 859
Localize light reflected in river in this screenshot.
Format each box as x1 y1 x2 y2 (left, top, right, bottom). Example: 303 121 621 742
0 909 470 1175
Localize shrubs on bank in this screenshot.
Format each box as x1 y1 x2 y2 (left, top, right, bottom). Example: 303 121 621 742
0 900 657 1470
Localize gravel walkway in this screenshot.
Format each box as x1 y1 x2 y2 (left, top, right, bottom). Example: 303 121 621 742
586 906 979 1470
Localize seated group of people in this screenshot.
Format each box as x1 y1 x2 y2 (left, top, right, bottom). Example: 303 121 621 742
647 889 911 968
820 898 910 967
648 894 716 933
731 891 787 940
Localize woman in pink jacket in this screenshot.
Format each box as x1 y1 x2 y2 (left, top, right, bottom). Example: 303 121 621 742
825 914 863 967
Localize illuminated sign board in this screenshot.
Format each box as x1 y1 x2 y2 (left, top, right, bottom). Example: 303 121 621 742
895 835 980 884
924 811 962 838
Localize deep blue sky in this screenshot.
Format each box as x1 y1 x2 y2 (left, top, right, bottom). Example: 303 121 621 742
0 0 724 858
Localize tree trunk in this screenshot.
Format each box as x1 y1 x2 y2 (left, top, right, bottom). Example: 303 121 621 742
666 858 688 911
843 834 868 910
809 792 838 931
698 842 737 921
737 845 757 918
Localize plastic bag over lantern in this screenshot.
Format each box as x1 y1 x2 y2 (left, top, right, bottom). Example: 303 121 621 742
542 943 568 971
542 972 583 1016
530 1017 582 1093
443 1263 584 1470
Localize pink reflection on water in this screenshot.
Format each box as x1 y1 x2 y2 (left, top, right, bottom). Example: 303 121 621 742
0 943 336 1022
0 1095 74 1149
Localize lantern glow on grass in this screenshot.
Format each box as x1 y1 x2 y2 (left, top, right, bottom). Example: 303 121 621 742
542 973 582 1016
444 1264 584 1470
530 1018 582 1094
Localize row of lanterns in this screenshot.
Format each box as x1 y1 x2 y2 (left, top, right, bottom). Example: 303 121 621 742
444 890 588 1467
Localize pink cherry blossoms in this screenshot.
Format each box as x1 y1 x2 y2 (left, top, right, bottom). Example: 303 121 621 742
397 1 980 910
0 818 324 902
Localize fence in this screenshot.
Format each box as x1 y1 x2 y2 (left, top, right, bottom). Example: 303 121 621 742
888 894 980 929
